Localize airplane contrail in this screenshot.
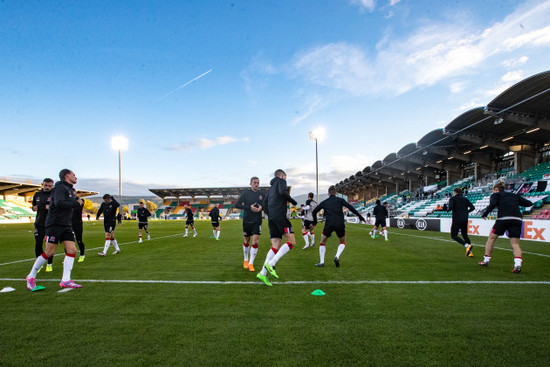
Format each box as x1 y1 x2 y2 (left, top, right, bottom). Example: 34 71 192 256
156 69 213 101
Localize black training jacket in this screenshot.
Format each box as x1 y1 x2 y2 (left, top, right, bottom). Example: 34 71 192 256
481 191 533 220
447 194 475 222
45 181 78 228
235 189 265 224
263 176 297 220
312 195 366 225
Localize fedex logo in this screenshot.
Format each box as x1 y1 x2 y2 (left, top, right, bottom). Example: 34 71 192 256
522 221 546 241
468 220 479 235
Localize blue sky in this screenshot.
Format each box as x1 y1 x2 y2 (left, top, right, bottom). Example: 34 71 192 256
2 0 550 196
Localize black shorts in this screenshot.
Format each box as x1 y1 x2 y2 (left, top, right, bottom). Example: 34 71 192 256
243 222 262 237
303 220 315 230
138 222 148 230
211 221 220 228
104 221 116 233
322 222 346 238
492 219 522 238
186 219 194 226
374 219 386 228
268 218 294 239
45 226 75 244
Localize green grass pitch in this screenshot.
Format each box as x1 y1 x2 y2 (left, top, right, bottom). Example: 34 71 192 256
1 219 549 366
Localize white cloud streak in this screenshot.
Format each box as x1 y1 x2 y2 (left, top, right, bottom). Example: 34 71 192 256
291 1 550 96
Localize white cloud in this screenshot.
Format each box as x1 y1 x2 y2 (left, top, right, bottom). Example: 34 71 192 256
502 56 529 67
457 100 482 111
501 70 525 82
449 81 467 93
290 0 550 96
389 0 401 5
169 136 248 151
351 0 376 12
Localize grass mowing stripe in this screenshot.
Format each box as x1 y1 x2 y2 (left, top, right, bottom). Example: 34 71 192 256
350 223 550 258
2 278 550 285
0 232 185 267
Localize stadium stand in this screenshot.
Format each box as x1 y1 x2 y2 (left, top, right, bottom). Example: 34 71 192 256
149 186 272 220
0 179 97 222
335 70 550 222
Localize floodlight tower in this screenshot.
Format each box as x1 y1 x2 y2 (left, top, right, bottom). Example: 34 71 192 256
111 135 129 200
309 127 325 203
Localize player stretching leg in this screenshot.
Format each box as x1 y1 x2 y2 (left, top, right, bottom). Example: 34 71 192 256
312 186 366 267
257 170 297 286
478 182 533 273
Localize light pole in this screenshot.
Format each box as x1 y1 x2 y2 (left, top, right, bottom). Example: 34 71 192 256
309 127 325 204
111 136 129 200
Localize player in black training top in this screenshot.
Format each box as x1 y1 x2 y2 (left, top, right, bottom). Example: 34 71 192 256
447 187 475 257
478 181 533 273
301 192 318 249
71 189 86 262
209 205 222 240
26 169 83 290
183 204 197 237
369 200 389 241
257 169 298 286
137 201 152 243
97 194 121 256
235 176 265 272
32 178 55 272
312 186 366 268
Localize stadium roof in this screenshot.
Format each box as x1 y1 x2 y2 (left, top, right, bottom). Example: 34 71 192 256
335 70 550 196
0 180 98 198
149 187 274 199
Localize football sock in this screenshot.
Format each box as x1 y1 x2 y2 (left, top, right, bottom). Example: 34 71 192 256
463 243 469 248
243 242 250 261
103 240 111 254
310 233 315 245
514 257 522 267
261 248 277 276
112 239 120 251
62 254 75 282
29 253 48 278
193 228 197 234
47 255 53 265
268 243 292 267
216 230 220 239
139 235 142 241
372 230 377 237
250 244 258 264
383 229 388 240
335 243 346 259
484 255 491 263
303 233 309 246
213 230 216 237
185 228 189 235
319 244 326 263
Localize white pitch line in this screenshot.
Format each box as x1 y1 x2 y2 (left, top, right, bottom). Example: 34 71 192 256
1 278 550 285
0 233 185 267
351 224 550 258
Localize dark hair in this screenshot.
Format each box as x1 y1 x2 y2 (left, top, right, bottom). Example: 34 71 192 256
376 199 381 205
43 178 54 183
453 187 462 195
274 169 286 177
59 169 72 181
250 176 259 183
328 186 337 195
308 192 314 198
103 194 111 200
